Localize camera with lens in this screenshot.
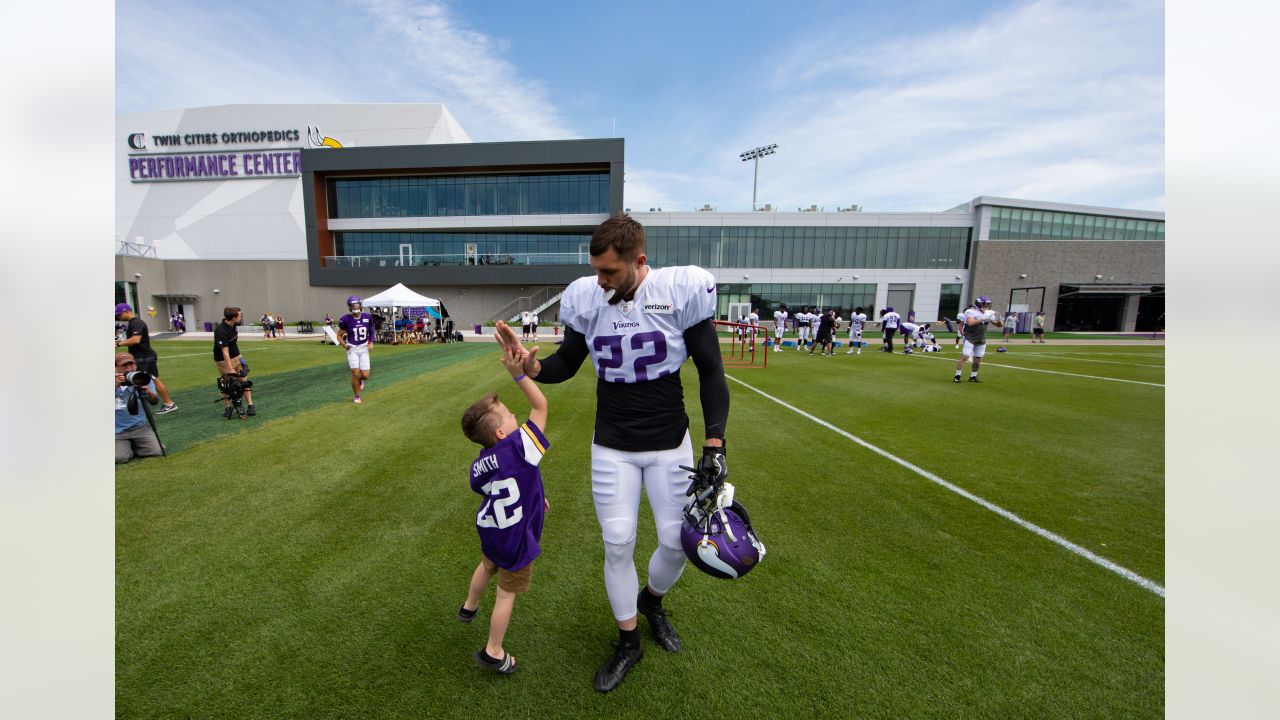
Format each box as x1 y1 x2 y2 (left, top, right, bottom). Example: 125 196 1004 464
123 370 153 387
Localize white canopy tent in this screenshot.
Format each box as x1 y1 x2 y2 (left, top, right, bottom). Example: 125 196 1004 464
360 283 440 309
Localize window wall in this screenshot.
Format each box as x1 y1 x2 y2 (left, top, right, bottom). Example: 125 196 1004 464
646 226 970 269
714 283 878 320
329 173 610 219
988 206 1164 240
334 231 591 266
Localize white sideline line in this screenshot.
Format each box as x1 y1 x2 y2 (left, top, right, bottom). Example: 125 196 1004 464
1011 352 1165 369
726 374 1166 598
914 353 1165 387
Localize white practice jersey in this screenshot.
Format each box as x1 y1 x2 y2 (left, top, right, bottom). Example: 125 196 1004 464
882 312 901 329
560 266 717 384
899 321 919 338
748 311 759 327
773 309 788 328
850 312 867 333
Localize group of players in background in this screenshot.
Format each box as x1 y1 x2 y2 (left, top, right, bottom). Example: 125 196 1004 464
756 301 1046 382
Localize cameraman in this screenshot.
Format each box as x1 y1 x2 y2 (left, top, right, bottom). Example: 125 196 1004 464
116 353 163 463
214 306 256 418
115 303 178 414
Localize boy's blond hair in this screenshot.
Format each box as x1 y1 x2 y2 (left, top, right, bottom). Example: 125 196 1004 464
461 392 503 447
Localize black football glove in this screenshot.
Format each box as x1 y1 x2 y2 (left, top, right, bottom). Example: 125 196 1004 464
698 445 727 485
683 445 727 504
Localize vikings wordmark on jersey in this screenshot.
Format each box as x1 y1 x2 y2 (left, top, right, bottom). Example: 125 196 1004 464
560 266 717 384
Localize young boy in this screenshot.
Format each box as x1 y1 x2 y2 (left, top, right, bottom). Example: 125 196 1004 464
457 324 551 675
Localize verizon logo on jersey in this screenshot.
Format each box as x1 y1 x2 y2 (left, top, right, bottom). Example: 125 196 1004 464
644 300 674 314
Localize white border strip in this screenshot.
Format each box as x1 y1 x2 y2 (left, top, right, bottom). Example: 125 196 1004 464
726 374 1166 598
1009 352 1165 369
914 353 1164 387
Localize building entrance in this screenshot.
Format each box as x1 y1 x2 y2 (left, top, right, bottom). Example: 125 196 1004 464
1054 287 1126 331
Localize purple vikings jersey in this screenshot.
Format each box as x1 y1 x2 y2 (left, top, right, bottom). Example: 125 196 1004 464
338 313 375 346
471 420 550 571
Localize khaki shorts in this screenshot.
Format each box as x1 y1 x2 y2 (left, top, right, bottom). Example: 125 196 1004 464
215 356 243 375
483 555 533 593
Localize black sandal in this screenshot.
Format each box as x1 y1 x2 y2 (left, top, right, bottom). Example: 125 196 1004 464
473 650 517 674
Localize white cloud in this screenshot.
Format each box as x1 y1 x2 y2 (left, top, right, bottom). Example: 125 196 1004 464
352 0 576 141
651 0 1164 211
117 0 574 142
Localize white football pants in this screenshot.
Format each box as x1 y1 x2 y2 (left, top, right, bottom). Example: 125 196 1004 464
591 432 693 622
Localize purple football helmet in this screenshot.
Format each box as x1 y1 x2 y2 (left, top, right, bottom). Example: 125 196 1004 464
975 296 991 307
681 500 766 580
347 295 362 313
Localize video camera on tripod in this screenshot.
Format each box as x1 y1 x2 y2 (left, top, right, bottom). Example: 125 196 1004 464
215 358 254 419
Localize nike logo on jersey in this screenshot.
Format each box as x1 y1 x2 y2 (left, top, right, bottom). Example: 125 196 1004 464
706 286 715 294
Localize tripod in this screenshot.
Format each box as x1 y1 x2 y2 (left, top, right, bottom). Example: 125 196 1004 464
128 385 167 456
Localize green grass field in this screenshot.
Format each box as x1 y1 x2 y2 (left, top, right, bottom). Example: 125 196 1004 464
117 337 1164 719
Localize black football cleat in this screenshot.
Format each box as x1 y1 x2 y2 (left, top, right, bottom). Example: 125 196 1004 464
223 406 233 419
968 376 980 383
637 593 681 652
953 376 962 383
594 642 642 693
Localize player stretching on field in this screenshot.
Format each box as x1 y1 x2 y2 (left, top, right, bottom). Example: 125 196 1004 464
496 214 730 694
337 295 374 404
954 296 1003 383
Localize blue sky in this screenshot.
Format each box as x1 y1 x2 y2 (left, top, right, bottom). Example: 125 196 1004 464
117 0 1164 212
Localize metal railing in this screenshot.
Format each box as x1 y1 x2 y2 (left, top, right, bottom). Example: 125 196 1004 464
117 237 157 258
487 286 566 324
322 252 587 268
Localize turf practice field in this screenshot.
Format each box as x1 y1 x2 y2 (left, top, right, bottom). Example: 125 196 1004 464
117 338 1164 718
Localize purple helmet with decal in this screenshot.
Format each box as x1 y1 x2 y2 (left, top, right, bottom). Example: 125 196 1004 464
975 296 992 307
347 295 362 312
681 500 766 580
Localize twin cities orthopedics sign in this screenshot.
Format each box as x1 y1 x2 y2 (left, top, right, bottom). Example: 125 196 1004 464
126 128 306 183
128 149 303 183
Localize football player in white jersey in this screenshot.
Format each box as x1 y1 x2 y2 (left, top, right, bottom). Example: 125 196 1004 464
880 307 902 352
898 320 920 354
772 303 788 352
495 215 730 693
954 296 1003 382
846 307 867 354
795 307 811 350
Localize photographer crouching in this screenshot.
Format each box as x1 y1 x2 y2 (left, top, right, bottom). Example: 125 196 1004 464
116 353 164 463
214 307 257 419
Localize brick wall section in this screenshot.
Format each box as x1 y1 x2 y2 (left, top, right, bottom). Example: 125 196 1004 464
970 241 1164 330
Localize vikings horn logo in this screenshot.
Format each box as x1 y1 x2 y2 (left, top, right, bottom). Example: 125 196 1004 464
694 537 739 579
307 126 343 148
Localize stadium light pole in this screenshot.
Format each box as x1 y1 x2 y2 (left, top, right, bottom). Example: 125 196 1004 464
739 144 777 211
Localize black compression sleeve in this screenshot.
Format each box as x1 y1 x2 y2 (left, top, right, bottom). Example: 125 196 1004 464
533 326 589 383
684 318 729 440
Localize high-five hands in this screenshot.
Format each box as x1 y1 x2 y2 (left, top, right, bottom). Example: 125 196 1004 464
495 320 540 378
